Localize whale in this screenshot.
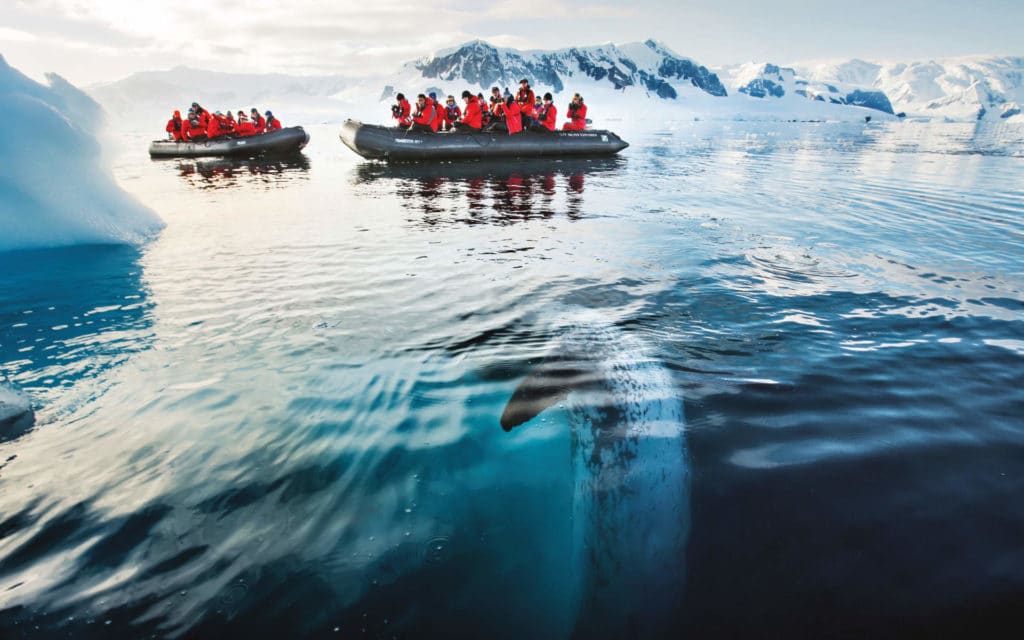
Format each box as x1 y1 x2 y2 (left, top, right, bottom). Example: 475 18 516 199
0 384 35 441
501 313 690 639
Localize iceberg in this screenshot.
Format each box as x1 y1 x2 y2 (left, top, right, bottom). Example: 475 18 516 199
0 53 163 253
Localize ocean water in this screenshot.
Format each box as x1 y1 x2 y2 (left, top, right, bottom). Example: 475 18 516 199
1 120 1023 638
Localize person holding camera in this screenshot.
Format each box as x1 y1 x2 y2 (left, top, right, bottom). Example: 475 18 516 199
391 93 412 128
453 90 482 133
563 93 588 130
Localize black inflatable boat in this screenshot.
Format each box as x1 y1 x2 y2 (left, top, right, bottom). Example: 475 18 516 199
148 126 310 158
339 119 628 161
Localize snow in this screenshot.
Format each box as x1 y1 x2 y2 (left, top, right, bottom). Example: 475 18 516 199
0 53 163 253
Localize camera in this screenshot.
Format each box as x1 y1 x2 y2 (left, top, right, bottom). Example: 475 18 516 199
391 104 401 117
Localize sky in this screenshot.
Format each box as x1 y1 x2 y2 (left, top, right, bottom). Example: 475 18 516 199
1 0 1021 86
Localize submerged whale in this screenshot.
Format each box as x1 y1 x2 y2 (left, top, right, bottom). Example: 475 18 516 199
0 384 35 441
501 313 690 638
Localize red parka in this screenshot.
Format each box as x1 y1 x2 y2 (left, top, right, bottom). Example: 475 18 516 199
502 100 522 134
563 102 588 130
235 116 256 137
413 98 439 131
181 119 204 141
266 116 282 132
166 113 183 141
537 103 557 131
393 98 412 126
516 87 536 118
461 96 482 129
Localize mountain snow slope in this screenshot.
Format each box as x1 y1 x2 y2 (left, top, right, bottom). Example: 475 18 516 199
87 40 1023 130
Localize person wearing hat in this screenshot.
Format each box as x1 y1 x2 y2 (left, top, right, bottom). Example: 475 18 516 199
391 93 412 128
516 78 536 127
265 110 282 132
531 92 557 132
563 93 588 130
442 94 461 131
426 93 445 131
191 102 211 127
454 90 482 132
181 115 206 142
250 108 266 133
165 110 183 141
409 94 438 133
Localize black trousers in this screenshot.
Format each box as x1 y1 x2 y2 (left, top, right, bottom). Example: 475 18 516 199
409 123 434 133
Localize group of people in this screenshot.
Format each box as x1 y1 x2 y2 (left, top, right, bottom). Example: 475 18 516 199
164 102 283 143
390 79 588 135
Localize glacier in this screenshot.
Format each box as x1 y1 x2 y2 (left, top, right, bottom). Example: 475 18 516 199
0 54 162 253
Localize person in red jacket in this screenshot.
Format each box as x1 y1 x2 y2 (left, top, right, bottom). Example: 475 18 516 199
428 92 445 132
391 93 412 127
235 111 256 136
454 91 482 132
563 93 588 130
502 95 522 135
250 108 266 133
531 93 557 132
191 102 211 128
181 116 207 142
516 79 536 127
265 111 282 131
442 95 462 131
165 110 183 141
410 94 438 133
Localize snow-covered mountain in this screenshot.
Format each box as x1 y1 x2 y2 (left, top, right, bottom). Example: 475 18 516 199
797 56 1024 122
87 39 1023 128
720 62 894 115
403 39 727 99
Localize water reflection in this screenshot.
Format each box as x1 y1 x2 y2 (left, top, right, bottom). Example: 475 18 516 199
170 154 310 189
0 245 154 418
354 157 625 225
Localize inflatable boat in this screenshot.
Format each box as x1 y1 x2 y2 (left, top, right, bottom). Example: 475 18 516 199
339 119 628 161
148 126 310 158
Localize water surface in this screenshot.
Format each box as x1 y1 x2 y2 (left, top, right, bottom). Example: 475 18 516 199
1 120 1023 638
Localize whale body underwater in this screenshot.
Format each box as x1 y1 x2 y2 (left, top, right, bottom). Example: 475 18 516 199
501 315 690 638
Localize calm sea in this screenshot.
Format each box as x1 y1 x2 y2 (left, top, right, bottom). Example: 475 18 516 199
1 120 1023 638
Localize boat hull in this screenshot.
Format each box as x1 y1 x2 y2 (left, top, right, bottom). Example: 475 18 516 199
339 120 628 161
148 127 310 158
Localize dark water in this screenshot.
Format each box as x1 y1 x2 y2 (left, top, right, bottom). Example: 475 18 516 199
1 121 1023 638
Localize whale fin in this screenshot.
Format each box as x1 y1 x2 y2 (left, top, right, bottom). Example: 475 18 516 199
500 355 593 431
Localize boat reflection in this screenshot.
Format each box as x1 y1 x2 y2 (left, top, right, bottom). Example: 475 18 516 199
354 157 625 225
172 154 311 189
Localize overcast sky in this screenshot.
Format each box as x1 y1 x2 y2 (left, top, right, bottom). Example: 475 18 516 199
2 0 1021 85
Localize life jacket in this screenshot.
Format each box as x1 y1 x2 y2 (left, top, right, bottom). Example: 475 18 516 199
445 104 461 122
517 88 536 117
461 96 482 129
503 101 522 134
